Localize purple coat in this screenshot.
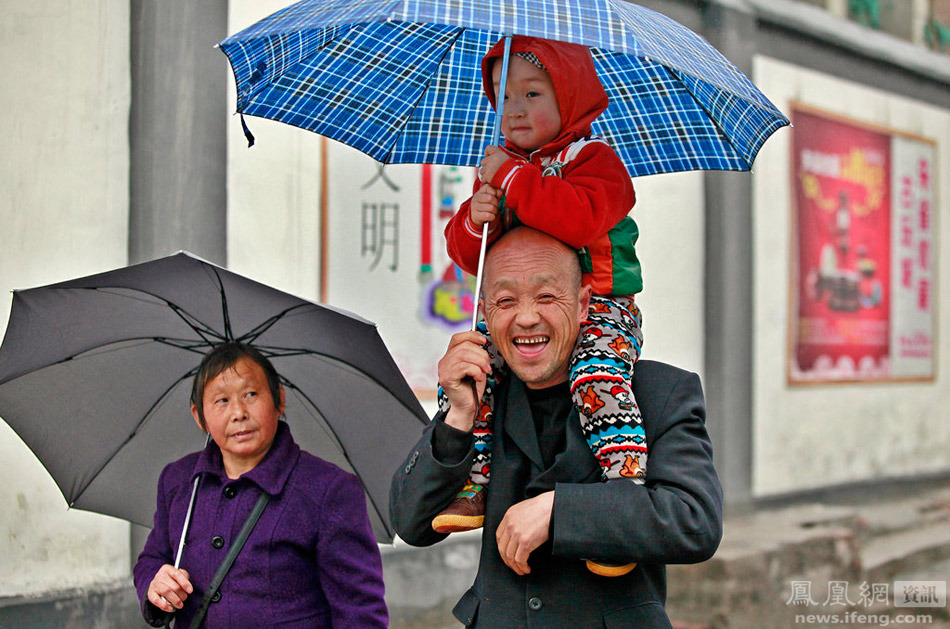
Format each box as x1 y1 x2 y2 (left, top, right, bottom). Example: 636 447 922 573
133 422 388 628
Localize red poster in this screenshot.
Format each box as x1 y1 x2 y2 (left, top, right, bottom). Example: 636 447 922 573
791 109 892 380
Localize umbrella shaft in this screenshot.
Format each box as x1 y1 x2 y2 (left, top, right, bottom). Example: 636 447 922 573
471 35 512 332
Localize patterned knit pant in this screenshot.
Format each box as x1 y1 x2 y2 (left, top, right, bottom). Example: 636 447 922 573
438 296 646 487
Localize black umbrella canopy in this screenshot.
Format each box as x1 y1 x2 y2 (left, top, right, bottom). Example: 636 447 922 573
0 252 428 543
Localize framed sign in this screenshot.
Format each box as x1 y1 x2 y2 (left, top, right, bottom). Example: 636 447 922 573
320 138 477 397
788 104 937 384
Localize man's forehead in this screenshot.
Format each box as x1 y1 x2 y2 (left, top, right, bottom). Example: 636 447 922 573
487 270 564 291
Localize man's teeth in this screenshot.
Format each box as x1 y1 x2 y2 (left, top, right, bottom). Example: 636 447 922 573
515 337 548 345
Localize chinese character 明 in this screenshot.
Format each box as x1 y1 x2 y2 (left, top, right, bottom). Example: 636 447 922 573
786 581 818 606
361 202 399 272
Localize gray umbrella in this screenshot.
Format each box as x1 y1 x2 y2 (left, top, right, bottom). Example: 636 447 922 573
0 251 427 543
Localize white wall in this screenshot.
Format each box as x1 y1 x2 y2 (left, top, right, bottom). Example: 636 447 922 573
632 172 706 379
751 56 950 496
226 0 323 302
0 0 131 596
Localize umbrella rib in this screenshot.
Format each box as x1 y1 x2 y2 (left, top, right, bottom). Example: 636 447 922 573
80 287 224 343
245 344 427 424
380 25 467 164
235 303 313 346
665 66 784 169
209 267 234 341
281 380 394 540
69 369 197 509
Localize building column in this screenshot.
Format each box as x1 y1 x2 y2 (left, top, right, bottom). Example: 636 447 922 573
129 0 228 265
128 0 229 565
700 3 758 506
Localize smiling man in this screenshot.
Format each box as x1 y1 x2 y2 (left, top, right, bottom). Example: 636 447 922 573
390 227 723 628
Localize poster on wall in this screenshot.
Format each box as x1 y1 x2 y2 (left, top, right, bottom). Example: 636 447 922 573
788 104 936 384
321 139 476 397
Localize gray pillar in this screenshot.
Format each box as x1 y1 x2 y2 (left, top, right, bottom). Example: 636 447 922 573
129 0 228 265
128 0 228 567
700 3 757 506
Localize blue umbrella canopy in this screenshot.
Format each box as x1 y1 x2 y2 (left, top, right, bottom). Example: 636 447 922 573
219 0 789 175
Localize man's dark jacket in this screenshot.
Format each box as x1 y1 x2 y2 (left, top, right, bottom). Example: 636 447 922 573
390 360 723 628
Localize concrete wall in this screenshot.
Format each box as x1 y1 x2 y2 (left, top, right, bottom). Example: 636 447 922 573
629 172 706 377
225 0 323 301
0 0 131 597
751 56 950 496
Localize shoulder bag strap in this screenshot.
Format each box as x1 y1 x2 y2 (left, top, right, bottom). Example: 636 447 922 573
187 489 271 629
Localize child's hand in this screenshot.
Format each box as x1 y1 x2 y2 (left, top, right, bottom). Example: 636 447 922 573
470 183 502 227
479 145 510 184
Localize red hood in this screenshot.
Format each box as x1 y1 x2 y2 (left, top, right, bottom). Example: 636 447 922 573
481 35 608 157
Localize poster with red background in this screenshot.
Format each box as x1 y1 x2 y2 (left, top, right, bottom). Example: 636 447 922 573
791 107 893 381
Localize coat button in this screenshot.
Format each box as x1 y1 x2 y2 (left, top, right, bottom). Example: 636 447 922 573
210 591 221 603
223 485 237 499
528 597 542 611
211 535 225 549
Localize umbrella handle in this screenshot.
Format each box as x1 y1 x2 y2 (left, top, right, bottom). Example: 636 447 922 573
470 35 512 332
173 434 211 569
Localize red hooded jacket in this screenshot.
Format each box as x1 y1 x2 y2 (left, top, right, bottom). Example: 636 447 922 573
445 36 641 296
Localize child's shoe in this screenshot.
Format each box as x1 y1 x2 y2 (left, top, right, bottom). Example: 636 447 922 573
432 483 486 533
585 559 637 577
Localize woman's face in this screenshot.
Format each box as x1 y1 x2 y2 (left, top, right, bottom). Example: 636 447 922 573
191 356 285 478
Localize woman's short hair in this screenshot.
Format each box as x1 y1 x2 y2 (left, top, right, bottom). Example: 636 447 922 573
190 342 282 429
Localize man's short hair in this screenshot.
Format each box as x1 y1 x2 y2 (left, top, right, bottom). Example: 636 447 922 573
190 341 282 429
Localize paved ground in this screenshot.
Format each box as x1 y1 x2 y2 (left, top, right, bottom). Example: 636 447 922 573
384 477 950 628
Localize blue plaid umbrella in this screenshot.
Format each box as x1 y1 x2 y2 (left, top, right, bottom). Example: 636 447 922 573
219 0 788 177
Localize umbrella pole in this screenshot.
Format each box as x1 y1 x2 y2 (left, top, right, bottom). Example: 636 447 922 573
470 34 512 331
173 434 211 569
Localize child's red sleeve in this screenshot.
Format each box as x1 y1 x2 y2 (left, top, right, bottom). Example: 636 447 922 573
490 142 635 249
445 178 503 275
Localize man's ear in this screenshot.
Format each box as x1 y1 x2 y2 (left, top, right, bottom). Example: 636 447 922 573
277 386 287 416
577 284 592 324
191 404 206 432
